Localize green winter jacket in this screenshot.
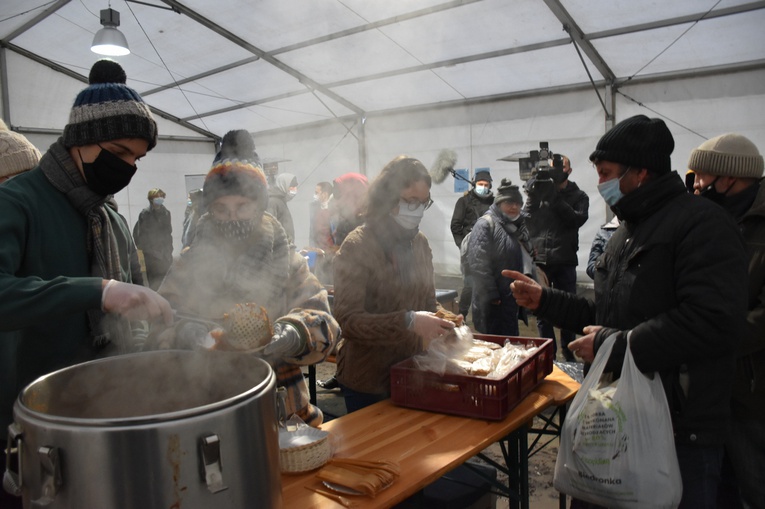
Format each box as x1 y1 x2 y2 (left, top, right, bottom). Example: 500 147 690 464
0 148 133 431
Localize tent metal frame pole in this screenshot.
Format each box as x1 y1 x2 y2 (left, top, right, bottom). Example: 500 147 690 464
358 115 367 175
0 42 218 142
0 47 10 125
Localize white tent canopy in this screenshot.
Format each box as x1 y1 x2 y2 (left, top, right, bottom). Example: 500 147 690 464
2 0 764 276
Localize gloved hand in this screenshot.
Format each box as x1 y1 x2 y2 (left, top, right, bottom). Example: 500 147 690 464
263 322 306 360
410 311 455 344
176 321 213 350
101 280 174 325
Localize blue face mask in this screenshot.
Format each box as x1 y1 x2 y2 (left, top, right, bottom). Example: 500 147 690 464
597 168 630 206
475 185 490 196
152 197 164 206
392 199 425 229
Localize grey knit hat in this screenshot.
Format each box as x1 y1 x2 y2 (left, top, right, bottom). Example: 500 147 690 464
688 133 763 179
0 129 41 178
63 59 158 150
494 178 523 205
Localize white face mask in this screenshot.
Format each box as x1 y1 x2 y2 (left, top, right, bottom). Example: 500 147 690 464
313 193 320 202
392 199 425 229
597 168 631 206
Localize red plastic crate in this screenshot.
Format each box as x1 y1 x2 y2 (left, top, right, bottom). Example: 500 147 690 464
390 335 554 420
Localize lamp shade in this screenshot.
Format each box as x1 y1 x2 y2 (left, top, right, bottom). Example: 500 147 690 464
91 27 130 56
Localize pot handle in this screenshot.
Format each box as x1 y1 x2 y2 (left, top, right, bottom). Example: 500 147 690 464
199 435 228 494
30 446 62 507
2 423 22 497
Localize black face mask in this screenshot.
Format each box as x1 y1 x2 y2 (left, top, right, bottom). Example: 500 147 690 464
79 146 138 196
700 176 734 206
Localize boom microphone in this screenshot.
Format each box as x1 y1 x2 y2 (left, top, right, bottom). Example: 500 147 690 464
430 149 458 184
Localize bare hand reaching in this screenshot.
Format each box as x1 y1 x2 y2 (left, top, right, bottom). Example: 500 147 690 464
502 270 542 310
568 325 601 363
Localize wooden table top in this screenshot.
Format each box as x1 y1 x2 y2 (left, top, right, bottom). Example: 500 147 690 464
281 366 579 508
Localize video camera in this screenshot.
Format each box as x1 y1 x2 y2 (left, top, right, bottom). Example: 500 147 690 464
527 142 564 183
523 142 565 202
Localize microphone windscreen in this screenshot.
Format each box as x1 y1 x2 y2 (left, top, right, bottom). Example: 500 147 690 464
430 149 457 184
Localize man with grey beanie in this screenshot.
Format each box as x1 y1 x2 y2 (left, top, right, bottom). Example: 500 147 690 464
506 115 749 509
690 133 765 509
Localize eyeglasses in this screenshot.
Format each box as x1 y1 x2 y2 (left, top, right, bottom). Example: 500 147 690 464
401 196 433 211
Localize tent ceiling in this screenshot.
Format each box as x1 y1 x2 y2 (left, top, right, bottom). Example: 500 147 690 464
1 0 763 140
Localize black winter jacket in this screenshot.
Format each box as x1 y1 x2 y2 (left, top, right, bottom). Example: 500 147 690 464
450 189 494 247
732 179 765 421
536 172 749 445
523 179 588 266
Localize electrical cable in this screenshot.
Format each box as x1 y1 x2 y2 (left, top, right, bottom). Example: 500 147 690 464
0 1 59 23
123 0 212 133
615 89 707 140
563 25 609 117
623 0 722 83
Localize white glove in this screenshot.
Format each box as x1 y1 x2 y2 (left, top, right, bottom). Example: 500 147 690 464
101 280 173 325
409 311 455 344
263 322 305 360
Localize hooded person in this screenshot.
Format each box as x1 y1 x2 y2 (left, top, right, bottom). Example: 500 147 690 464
0 59 172 482
688 133 765 509
151 129 339 427
267 172 298 243
507 115 749 509
467 178 531 336
450 169 494 318
330 172 369 247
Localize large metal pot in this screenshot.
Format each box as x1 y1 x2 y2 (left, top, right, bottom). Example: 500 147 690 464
3 350 281 509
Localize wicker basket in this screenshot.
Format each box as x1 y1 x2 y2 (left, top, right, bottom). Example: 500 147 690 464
278 427 331 474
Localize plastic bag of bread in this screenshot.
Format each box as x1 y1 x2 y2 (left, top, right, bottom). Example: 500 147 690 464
412 325 473 375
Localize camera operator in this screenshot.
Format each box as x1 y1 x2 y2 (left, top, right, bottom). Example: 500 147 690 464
523 154 588 360
450 170 494 318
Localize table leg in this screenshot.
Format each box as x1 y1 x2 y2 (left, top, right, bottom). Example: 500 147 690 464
307 364 317 405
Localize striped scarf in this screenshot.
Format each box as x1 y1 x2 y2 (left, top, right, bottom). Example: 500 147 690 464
39 139 129 349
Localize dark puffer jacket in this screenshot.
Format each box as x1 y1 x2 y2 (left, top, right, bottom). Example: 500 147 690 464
467 204 528 335
536 172 748 445
450 189 494 247
523 179 588 266
734 179 765 421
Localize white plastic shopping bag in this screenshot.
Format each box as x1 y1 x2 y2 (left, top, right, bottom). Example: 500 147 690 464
553 334 682 508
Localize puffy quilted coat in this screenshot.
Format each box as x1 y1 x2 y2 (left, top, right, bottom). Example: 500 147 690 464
536 172 748 445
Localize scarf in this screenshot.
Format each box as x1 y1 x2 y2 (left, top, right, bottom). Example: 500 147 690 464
39 138 130 350
192 213 291 312
372 216 420 286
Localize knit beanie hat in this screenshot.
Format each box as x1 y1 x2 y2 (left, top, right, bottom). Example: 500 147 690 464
589 114 674 174
63 59 158 150
687 133 763 179
494 178 523 205
0 128 42 178
203 130 268 210
474 169 493 187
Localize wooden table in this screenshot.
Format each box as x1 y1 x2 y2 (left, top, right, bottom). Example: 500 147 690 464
283 366 579 508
